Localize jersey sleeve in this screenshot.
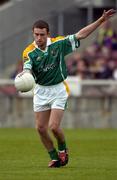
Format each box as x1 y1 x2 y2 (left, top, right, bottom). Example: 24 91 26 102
22 49 33 70
61 34 80 56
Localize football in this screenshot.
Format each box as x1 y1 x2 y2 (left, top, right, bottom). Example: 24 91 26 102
14 72 35 92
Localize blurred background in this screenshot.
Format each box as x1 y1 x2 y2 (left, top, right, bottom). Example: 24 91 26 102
0 0 117 128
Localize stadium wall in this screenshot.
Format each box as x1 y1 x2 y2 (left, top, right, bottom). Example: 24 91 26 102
0 93 117 128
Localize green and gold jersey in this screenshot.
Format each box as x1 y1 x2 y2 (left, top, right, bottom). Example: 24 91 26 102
23 35 80 86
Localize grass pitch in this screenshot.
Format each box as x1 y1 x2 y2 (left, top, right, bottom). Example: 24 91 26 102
0 128 117 180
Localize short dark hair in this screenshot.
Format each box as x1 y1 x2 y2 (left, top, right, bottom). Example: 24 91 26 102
32 20 49 32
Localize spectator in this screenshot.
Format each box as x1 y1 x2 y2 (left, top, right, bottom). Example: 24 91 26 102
96 21 115 48
66 52 82 75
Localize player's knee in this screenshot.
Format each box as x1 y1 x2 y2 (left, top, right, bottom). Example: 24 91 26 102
36 125 47 135
49 124 59 134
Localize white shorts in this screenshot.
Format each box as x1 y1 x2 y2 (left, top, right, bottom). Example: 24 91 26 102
33 82 70 112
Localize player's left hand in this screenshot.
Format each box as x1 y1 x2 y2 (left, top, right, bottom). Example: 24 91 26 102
102 9 116 21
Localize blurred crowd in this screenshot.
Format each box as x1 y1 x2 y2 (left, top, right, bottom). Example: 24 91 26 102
66 21 117 80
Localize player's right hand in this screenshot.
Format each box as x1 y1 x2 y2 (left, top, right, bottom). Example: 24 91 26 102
102 9 116 21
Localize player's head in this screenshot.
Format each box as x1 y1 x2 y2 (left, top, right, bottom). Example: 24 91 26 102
32 20 50 49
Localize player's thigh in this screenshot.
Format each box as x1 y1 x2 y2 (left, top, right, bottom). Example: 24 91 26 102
35 110 51 129
49 109 64 129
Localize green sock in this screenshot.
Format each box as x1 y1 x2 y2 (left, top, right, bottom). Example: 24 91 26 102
48 148 59 160
58 141 67 151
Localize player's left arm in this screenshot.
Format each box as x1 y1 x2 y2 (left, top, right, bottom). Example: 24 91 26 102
75 9 116 40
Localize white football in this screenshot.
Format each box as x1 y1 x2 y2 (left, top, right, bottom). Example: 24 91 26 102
14 72 35 92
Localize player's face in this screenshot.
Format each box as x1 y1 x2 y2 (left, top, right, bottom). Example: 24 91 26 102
33 28 49 50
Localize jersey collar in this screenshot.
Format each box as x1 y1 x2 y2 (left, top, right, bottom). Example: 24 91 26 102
33 38 52 52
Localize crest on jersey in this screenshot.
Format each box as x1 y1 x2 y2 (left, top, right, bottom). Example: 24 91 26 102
36 56 41 61
51 47 58 56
